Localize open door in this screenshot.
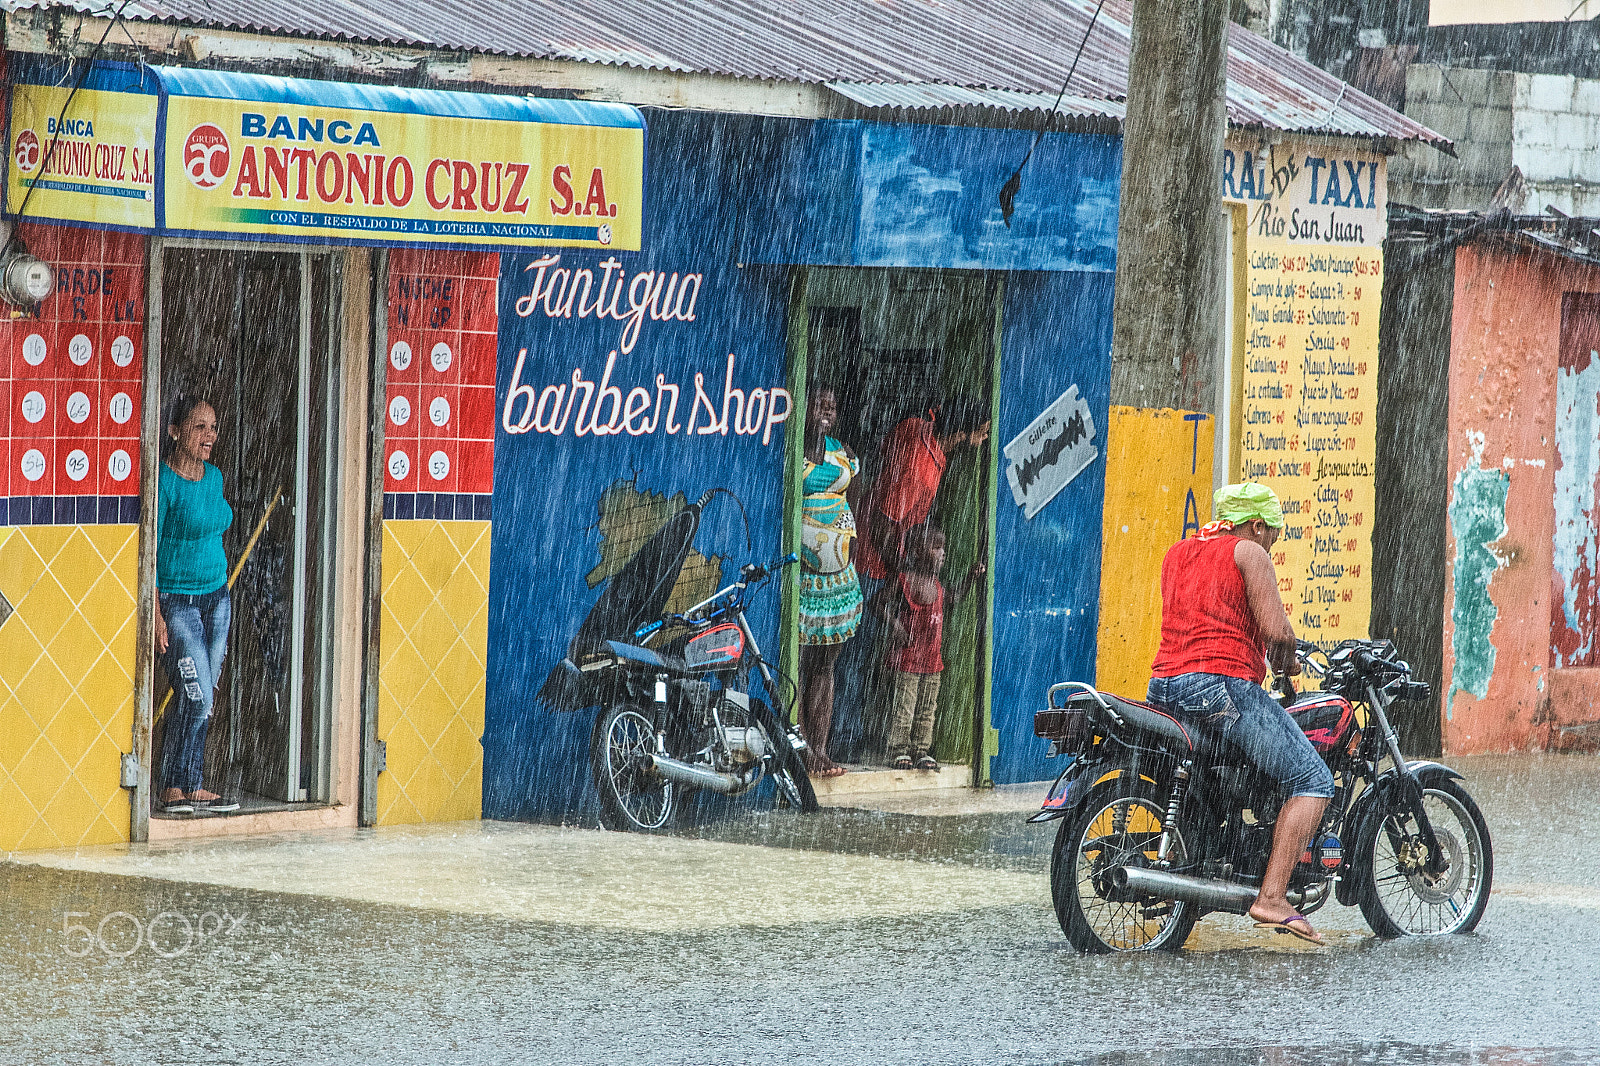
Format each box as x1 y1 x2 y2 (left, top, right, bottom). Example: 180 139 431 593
156 247 340 809
798 267 997 769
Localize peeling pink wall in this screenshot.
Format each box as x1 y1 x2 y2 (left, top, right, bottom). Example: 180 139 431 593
1444 244 1600 753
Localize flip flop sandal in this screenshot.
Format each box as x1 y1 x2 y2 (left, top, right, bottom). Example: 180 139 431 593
891 755 914 771
1253 913 1324 945
914 755 940 771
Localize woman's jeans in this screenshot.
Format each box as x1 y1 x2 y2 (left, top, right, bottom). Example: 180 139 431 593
158 587 231 794
1147 672 1335 800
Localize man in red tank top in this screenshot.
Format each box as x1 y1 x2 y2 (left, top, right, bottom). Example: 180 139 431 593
1147 482 1336 945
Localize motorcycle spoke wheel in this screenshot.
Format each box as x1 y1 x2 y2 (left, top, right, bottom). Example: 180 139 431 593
592 706 674 832
1051 785 1196 954
1358 780 1492 937
751 701 820 815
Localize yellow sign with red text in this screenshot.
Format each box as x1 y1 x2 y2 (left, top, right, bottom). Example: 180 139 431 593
161 95 643 249
6 84 158 229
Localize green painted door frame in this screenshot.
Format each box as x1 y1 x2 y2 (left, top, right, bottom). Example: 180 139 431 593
779 268 809 717
778 265 999 785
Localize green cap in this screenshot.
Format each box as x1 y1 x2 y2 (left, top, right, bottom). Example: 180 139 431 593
1213 482 1285 529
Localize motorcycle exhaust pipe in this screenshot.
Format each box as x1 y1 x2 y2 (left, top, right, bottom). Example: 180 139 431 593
642 753 755 795
1112 866 1259 915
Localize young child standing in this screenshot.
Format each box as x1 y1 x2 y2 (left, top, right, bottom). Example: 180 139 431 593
869 523 985 771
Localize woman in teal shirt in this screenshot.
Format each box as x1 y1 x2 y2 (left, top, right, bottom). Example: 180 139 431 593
156 395 238 814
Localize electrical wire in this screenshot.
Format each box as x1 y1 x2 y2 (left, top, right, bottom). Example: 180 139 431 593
998 0 1107 228
3 0 137 261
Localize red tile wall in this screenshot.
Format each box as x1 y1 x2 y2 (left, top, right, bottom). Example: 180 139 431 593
3 223 145 500
384 249 498 496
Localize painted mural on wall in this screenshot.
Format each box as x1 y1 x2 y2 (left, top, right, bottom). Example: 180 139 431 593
1447 433 1509 708
1003 385 1098 520
855 125 1120 272
484 111 1122 817
741 122 1121 275
486 239 791 818
483 111 793 820
1224 137 1385 646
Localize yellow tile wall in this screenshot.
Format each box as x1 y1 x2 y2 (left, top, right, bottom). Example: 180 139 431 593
377 519 489 824
1095 407 1215 698
0 524 138 851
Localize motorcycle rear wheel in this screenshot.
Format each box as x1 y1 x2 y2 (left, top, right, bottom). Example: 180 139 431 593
1051 781 1198 953
1356 778 1492 937
591 703 676 833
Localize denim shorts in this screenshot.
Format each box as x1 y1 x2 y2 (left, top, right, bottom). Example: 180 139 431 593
1147 672 1335 800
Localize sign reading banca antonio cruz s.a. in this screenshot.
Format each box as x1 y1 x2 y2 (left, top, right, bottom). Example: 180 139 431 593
7 63 644 250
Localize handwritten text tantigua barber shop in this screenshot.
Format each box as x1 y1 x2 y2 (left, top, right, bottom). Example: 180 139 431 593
500 254 792 444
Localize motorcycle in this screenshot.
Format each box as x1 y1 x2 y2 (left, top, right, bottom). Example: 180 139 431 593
539 489 819 831
1030 638 1493 952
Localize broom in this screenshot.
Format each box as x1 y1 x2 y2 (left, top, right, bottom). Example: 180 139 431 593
154 485 283 719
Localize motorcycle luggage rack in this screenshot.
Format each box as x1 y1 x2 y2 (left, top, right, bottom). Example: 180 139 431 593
1046 682 1124 728
1035 682 1124 756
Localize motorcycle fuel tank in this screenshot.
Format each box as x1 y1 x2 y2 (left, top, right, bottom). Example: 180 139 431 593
684 623 744 671
1288 693 1356 754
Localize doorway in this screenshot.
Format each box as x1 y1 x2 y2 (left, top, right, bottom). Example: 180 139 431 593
155 246 341 811
799 267 998 769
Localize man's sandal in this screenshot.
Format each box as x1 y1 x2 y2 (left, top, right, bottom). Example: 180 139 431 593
1252 913 1324 945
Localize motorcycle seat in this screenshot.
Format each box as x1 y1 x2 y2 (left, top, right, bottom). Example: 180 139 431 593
1100 693 1196 752
606 640 689 675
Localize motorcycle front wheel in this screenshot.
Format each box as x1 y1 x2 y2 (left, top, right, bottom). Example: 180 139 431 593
750 699 819 815
1356 778 1492 937
1051 781 1198 953
590 703 676 832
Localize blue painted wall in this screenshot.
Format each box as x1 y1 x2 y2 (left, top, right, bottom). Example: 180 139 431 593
739 120 1120 273
484 111 1120 820
988 271 1115 785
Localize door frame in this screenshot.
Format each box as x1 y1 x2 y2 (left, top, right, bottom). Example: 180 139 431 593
779 264 999 783
133 237 372 839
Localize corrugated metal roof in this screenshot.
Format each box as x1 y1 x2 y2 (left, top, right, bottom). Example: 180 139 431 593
7 0 1447 146
827 81 1125 120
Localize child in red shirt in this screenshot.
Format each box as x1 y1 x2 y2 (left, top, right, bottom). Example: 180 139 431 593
868 523 984 771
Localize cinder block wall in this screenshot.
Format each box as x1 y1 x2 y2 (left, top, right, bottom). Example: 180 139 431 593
1389 65 1515 211
1391 64 1600 216
1511 73 1600 216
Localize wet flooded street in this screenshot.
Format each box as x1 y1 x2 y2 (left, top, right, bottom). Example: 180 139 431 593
2 755 1596 1065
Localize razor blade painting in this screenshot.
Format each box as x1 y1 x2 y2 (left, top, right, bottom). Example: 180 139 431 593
1004 385 1098 520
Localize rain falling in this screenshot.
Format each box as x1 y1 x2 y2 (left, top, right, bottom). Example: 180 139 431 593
0 0 1596 1063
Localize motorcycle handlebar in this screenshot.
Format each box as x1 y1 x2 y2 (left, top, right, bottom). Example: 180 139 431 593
740 553 799 583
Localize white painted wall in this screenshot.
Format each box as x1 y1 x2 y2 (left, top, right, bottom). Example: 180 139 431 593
1431 0 1600 25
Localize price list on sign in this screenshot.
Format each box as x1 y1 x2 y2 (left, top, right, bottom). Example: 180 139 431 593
1239 243 1381 642
4 225 145 512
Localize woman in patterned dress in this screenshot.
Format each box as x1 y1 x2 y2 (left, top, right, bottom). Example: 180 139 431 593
798 385 864 777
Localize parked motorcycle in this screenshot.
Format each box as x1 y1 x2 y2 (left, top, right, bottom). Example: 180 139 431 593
1030 639 1492 952
539 489 819 831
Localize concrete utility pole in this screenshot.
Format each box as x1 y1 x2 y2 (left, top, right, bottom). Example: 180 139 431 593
1109 0 1230 413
